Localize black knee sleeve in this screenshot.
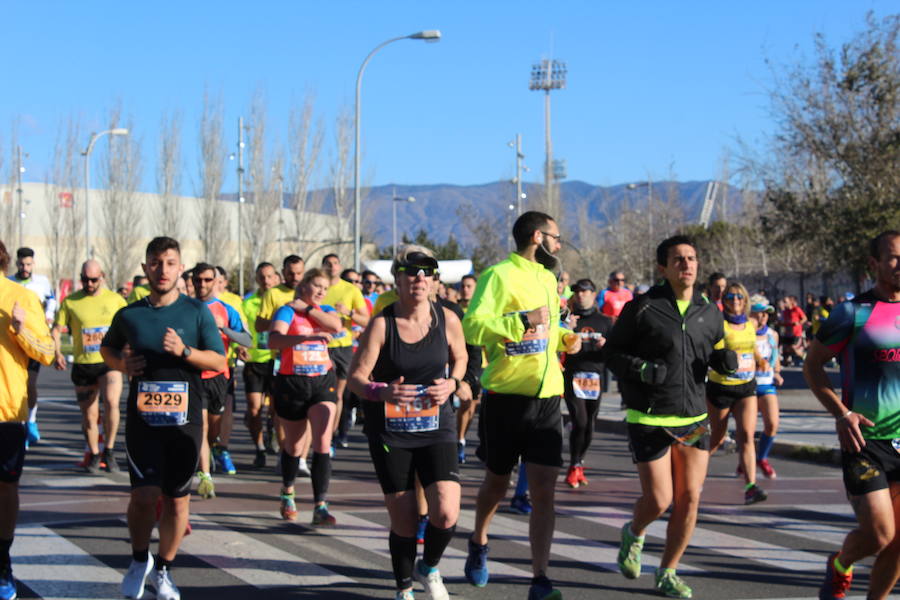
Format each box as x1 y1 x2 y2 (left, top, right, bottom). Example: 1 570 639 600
388 530 417 590
311 452 331 503
423 522 456 567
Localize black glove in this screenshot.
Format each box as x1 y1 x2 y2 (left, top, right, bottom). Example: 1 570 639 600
709 349 738 374
639 360 668 385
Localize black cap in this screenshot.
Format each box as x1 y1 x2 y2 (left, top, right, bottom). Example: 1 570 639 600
399 252 439 270
571 278 596 292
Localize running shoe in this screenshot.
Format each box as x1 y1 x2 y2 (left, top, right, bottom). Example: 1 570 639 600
336 433 349 449
413 559 449 600
394 591 415 600
253 449 266 469
196 472 215 499
279 492 298 521
0 564 16 600
617 521 644 579
457 442 466 464
744 483 768 505
149 566 180 600
576 465 589 487
757 458 777 479
212 446 237 475
416 514 429 544
84 453 102 475
565 465 580 488
121 554 154 599
527 575 562 600
721 435 738 454
264 429 279 455
298 458 311 478
464 538 489 587
25 422 40 445
655 568 692 598
509 494 532 515
819 552 852 599
103 448 121 473
311 504 337 527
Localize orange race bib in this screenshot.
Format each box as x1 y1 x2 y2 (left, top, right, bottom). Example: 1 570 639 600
291 342 330 376
505 323 549 356
735 351 755 381
81 326 108 354
137 381 189 426
385 386 439 432
572 371 601 400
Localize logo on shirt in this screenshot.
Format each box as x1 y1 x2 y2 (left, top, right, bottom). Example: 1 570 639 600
874 348 900 362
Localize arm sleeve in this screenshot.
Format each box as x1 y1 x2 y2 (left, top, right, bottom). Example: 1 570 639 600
11 292 55 365
197 306 226 355
461 272 524 346
816 301 855 356
602 298 647 382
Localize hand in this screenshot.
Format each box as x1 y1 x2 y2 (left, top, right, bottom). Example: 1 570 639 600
526 306 550 328
836 411 874 454
774 372 784 386
566 314 580 328
455 380 474 403
334 302 350 317
563 332 582 354
381 376 421 405
121 344 146 377
236 346 249 361
640 360 667 385
54 352 68 371
594 334 606 349
162 327 186 357
289 298 309 312
10 302 25 334
424 378 455 406
309 332 333 344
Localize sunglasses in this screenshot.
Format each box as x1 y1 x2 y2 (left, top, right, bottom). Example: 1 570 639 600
346 278 361 284
193 277 215 283
362 280 378 286
81 276 100 283
397 265 438 277
724 293 745 301
611 278 625 282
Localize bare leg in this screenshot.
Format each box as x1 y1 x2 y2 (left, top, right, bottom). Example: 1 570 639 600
632 450 674 535
199 410 210 474
127 487 162 553
471 469 511 545
868 483 900 600
245 391 264 448
77 386 102 455
733 395 758 485
706 402 731 453
526 462 559 577
100 370 122 449
659 444 709 569
157 495 191 561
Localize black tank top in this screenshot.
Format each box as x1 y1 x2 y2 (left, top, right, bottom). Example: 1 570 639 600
364 302 455 448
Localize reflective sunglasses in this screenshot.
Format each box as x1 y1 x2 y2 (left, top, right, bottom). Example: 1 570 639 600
397 265 438 277
81 276 101 283
724 293 744 301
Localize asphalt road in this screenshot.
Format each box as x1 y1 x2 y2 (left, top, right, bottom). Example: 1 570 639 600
12 367 880 600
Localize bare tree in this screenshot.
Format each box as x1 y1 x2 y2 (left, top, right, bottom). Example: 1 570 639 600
197 91 229 264
244 92 283 272
98 106 143 289
156 110 183 239
328 106 354 249
287 94 324 260
43 116 83 288
0 123 17 247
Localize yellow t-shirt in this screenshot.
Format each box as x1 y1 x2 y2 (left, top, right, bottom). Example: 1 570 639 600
709 320 757 386
126 284 150 304
217 290 247 363
259 284 296 321
322 279 367 349
373 289 399 315
55 288 127 364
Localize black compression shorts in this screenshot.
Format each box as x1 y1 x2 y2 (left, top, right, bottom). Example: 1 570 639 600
368 440 459 494
125 419 202 497
243 361 274 395
706 380 757 410
0 423 27 483
328 346 353 380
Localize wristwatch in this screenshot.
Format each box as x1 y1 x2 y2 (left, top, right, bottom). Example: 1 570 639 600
182 346 192 359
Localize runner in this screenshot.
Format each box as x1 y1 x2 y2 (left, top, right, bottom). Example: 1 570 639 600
361 270 381 306
454 274 484 465
605 235 734 598
780 295 808 366
100 236 226 600
51 260 127 473
751 295 782 479
0 240 54 600
597 271 633 321
458 274 477 311
191 264 251 494
805 230 900 600
348 246 468 600
563 278 612 489
706 282 769 504
241 262 280 468
705 272 727 311
320 254 369 450
126 275 151 304
9 247 57 447
462 211 580 600
268 268 343 526
212 266 248 470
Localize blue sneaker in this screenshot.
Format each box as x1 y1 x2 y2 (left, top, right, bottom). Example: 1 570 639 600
416 514 429 544
509 494 532 515
464 538 489 587
528 575 562 600
457 442 466 464
213 446 237 475
0 564 16 600
26 422 39 445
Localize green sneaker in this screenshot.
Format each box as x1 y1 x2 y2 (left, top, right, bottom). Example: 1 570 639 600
197 471 215 499
655 568 692 598
617 521 644 579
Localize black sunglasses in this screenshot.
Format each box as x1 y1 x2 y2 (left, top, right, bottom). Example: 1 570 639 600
81 276 100 283
724 293 745 300
397 265 438 277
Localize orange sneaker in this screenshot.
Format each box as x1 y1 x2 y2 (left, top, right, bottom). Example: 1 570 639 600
576 465 589 487
565 465 580 488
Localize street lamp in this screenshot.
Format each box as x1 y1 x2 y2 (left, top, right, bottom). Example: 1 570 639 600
353 29 441 271
627 180 654 284
392 193 416 258
83 128 129 261
508 134 526 216
529 59 566 216
15 146 27 249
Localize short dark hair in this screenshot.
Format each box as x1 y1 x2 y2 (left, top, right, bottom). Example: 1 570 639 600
461 274 477 284
145 237 180 259
181 269 193 281
512 211 554 250
321 253 340 265
282 255 303 269
656 235 695 266
869 230 900 261
131 275 145 285
361 270 378 280
0 241 9 272
16 247 34 260
215 265 227 278
256 261 275 273
707 271 726 285
608 270 624 280
340 268 359 281
191 262 216 279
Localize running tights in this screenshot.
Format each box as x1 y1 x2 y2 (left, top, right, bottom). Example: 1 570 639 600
389 530 417 589
565 396 601 465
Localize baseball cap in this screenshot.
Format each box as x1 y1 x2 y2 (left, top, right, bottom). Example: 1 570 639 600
570 278 596 292
750 294 775 314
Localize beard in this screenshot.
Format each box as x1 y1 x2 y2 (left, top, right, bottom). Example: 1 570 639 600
535 239 561 274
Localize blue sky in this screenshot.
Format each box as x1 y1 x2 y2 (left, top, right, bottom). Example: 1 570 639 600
3 1 894 193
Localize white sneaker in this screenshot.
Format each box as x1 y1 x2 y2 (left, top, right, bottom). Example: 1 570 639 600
121 555 154 599
150 566 180 600
413 559 449 600
298 458 311 478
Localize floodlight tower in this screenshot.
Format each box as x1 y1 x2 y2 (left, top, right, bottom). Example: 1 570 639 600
529 59 566 216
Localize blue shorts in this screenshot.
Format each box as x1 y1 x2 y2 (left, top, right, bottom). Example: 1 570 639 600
757 384 777 396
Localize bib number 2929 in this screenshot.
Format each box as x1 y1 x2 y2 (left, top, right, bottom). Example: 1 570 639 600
137 381 189 426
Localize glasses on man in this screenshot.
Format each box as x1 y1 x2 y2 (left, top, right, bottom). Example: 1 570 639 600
397 265 438 278
540 231 562 243
362 279 378 286
346 278 361 284
611 277 625 282
193 277 215 283
81 276 100 284
724 293 745 301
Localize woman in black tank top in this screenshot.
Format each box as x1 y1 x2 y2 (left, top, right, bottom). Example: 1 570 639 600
348 248 468 600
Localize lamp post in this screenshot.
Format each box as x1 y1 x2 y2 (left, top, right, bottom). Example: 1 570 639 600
627 179 654 283
83 128 129 261
529 59 566 216
392 192 416 258
508 134 528 216
237 117 246 296
15 146 26 249
354 29 441 271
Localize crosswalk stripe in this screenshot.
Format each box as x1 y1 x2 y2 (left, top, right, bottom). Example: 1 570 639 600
14 523 122 600
181 514 354 588
701 510 854 551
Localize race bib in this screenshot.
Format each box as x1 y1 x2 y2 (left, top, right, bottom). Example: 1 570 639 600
735 352 755 381
505 323 549 356
385 386 439 432
291 342 330 376
81 326 108 354
572 371 601 399
137 381 188 426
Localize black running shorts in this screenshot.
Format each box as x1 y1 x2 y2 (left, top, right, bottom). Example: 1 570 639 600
627 419 712 463
26 359 40 373
200 373 229 415
476 392 563 475
328 346 353 380
273 370 338 421
243 361 274 395
125 419 201 497
842 438 900 496
706 380 757 410
368 440 460 494
0 423 27 483
71 362 111 388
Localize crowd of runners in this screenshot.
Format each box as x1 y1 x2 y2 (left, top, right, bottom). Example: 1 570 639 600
0 215 898 600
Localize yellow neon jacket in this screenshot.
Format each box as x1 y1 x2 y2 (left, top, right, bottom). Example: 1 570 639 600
462 252 569 398
1 277 55 422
